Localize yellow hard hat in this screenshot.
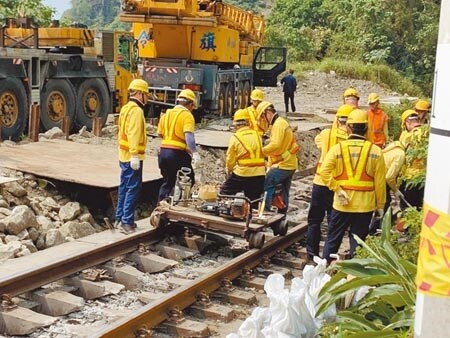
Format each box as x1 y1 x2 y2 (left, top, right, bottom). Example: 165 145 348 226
401 109 419 128
128 79 149 93
233 109 250 121
368 92 380 104
415 99 430 111
256 101 274 119
343 87 359 99
250 89 264 101
178 89 197 108
336 104 354 118
347 109 368 124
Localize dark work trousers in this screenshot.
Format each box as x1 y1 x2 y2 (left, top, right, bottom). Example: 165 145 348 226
399 181 424 210
369 185 392 234
284 92 296 113
306 184 334 259
323 210 373 262
116 161 143 225
220 173 265 208
264 168 295 215
158 148 194 201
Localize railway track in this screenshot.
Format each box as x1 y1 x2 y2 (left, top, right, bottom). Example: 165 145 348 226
0 217 318 337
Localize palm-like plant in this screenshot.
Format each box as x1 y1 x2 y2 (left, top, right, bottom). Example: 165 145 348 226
316 211 416 337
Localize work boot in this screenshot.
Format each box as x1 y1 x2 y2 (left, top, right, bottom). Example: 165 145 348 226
120 223 137 233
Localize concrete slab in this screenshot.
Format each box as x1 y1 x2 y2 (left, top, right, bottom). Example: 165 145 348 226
31 289 84 316
128 251 178 273
195 129 231 148
102 262 146 290
289 121 331 132
0 306 56 336
0 139 161 188
65 277 125 300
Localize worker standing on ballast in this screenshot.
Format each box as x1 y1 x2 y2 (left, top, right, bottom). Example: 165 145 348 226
321 109 386 262
245 89 265 135
257 101 299 215
366 93 389 148
220 109 266 206
116 79 150 233
342 87 360 108
157 89 201 201
306 104 353 260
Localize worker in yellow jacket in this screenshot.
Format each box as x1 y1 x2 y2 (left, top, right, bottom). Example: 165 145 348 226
157 89 201 201
399 109 422 146
306 104 353 259
245 89 265 135
321 109 386 262
116 79 150 232
220 109 266 206
342 87 360 108
414 99 431 125
256 101 299 215
369 140 405 234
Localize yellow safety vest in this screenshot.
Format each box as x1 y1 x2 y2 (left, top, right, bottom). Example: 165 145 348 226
317 126 347 172
233 129 265 167
160 109 188 151
335 140 375 191
271 131 300 164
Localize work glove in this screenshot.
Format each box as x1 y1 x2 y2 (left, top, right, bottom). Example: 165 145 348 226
192 152 202 168
394 190 404 199
374 208 384 220
130 155 140 171
336 187 349 206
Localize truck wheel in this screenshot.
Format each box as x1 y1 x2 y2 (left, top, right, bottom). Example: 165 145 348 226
0 78 27 141
225 83 234 116
75 78 110 131
218 84 227 117
41 79 76 132
242 81 251 108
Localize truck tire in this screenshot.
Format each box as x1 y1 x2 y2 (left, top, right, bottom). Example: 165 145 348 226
0 78 27 141
225 83 234 116
218 84 227 117
41 79 76 132
75 78 110 130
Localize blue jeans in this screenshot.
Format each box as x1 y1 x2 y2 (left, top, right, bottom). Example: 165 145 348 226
264 168 295 214
116 161 142 225
306 184 334 259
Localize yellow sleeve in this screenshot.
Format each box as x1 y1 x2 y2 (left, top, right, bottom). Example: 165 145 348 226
262 121 284 155
315 130 324 148
374 150 387 209
385 152 405 191
320 144 340 192
182 112 195 133
157 113 165 137
127 107 145 155
226 136 238 173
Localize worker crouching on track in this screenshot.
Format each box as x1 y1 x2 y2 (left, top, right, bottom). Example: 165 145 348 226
306 104 353 260
320 109 386 262
157 89 201 201
220 109 266 207
116 79 150 232
257 101 299 215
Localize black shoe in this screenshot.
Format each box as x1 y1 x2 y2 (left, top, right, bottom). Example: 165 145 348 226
121 224 137 233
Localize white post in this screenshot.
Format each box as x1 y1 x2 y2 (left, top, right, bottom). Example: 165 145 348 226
414 1 450 336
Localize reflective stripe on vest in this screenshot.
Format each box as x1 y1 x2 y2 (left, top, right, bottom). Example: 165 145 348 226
160 109 187 150
272 132 300 164
118 105 145 154
233 129 265 167
335 140 375 191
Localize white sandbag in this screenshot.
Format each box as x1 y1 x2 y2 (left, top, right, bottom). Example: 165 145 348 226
236 307 271 338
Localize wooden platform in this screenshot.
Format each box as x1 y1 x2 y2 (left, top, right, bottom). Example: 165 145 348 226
0 140 161 189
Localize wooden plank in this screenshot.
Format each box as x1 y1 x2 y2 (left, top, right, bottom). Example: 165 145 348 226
0 140 161 188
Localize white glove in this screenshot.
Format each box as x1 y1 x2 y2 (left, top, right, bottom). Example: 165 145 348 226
394 190 404 199
130 156 140 171
192 152 202 168
336 187 349 206
374 208 384 220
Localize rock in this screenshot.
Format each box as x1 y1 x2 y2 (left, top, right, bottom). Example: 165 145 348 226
0 241 22 260
59 202 82 222
40 127 66 139
0 207 11 217
16 229 30 241
28 227 40 242
59 221 96 239
0 198 8 208
0 205 39 235
36 215 55 232
78 212 95 225
45 229 65 248
21 240 38 253
3 181 27 197
16 246 32 257
4 235 19 243
78 126 94 138
41 197 60 211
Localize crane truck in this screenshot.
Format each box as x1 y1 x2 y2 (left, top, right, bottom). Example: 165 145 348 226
120 0 287 117
0 17 137 141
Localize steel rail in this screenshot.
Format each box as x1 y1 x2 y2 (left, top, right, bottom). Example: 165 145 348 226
0 228 158 297
92 222 307 338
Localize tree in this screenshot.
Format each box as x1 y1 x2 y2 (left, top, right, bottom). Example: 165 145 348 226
0 0 53 26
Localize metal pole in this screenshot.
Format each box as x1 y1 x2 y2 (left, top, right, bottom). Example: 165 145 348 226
414 0 450 336
93 117 102 137
62 116 70 140
28 103 40 142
